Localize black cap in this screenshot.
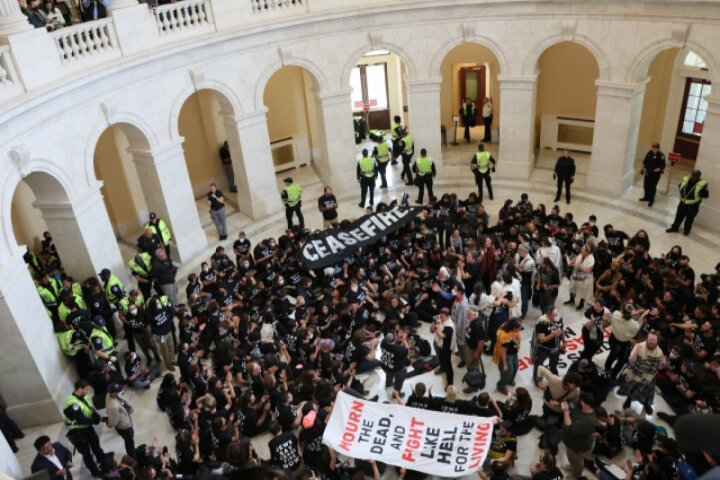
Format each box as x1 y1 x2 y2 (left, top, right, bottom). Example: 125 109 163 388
149 212 156 220
99 268 111 277
108 383 123 394
283 177 293 183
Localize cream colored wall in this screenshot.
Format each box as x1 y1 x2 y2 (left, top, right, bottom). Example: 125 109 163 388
94 125 148 237
178 90 227 195
302 69 322 156
439 43 500 130
10 181 47 252
638 48 678 148
535 42 599 144
265 66 312 143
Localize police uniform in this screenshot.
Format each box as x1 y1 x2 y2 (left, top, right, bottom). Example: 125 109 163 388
128 252 154 299
460 101 477 143
412 153 436 203
390 119 404 163
471 146 496 203
63 391 105 477
375 137 391 188
90 322 116 360
145 214 172 257
282 178 304 230
667 173 709 235
399 132 414 185
37 277 61 321
356 154 377 207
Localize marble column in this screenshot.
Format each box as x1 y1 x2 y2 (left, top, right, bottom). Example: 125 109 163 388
222 108 283 219
0 252 75 427
587 80 648 196
128 140 208 262
406 78 443 171
0 435 21 478
33 185 127 283
317 88 357 186
691 92 720 232
497 75 537 180
0 0 32 36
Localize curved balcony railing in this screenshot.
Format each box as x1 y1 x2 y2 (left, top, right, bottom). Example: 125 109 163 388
153 0 214 36
50 18 120 66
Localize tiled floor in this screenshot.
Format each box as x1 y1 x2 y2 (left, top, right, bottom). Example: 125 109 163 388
11 139 712 480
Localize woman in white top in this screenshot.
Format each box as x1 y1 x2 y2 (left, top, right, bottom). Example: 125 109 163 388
39 1 66 28
565 243 595 310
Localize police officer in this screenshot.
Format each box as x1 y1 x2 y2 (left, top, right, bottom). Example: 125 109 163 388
63 379 106 478
128 252 153 300
90 315 116 361
136 227 164 260
412 148 436 204
58 277 86 323
281 177 304 230
639 142 666 207
666 169 709 236
553 149 576 204
471 143 496 203
399 129 414 186
146 294 175 372
390 114 404 165
374 133 391 188
99 268 125 310
57 323 92 379
460 97 476 143
145 212 172 258
381 331 409 403
357 148 377 208
37 274 61 321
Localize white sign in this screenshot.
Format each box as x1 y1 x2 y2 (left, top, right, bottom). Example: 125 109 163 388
323 392 495 478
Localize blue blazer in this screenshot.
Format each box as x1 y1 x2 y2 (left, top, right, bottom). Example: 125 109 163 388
31 442 74 480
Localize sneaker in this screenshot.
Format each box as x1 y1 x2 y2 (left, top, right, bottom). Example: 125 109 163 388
644 403 653 414
639 197 648 201
457 361 466 368
563 299 575 305
434 367 445 375
622 397 631 409
666 227 679 233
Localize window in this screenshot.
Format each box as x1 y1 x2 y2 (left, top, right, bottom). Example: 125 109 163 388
678 78 711 137
684 51 708 70
350 64 389 112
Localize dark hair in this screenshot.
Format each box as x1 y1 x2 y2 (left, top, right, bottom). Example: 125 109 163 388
580 392 597 407
269 421 282 436
563 372 583 388
34 435 51 451
74 378 90 390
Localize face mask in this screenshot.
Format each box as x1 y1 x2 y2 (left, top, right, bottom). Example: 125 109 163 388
243 262 249 268
269 242 276 248
278 280 284 286
351 286 358 292
203 268 209 273
129 307 137 315
362 313 369 320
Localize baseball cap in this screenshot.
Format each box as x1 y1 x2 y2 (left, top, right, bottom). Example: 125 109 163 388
283 177 293 183
440 307 450 314
99 268 111 277
149 212 157 220
108 383 123 394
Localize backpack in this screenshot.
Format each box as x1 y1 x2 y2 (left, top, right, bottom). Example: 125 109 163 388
463 356 486 389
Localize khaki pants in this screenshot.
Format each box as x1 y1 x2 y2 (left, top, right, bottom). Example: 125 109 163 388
565 444 593 478
153 332 174 370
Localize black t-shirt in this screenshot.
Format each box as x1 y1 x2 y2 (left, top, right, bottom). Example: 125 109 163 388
269 431 302 471
318 194 338 220
274 403 298 432
380 341 408 372
606 230 629 255
694 332 718 358
502 337 519 355
208 190 225 210
466 318 486 350
535 317 563 349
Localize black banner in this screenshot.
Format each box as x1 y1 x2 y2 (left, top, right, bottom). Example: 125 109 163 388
301 206 424 269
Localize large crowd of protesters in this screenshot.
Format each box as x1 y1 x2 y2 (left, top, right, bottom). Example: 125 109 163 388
12 188 720 480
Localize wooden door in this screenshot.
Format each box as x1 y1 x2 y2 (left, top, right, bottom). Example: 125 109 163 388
459 66 486 124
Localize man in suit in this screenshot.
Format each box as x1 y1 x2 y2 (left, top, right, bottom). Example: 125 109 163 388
31 435 74 480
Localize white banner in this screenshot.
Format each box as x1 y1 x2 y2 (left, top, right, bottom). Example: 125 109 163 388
323 392 495 478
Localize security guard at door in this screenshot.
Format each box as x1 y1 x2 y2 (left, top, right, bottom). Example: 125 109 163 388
357 148 377 208
63 379 106 478
471 143 496 203
399 129 415 186
145 212 172 258
128 252 154 300
281 177 304 230
413 148 437 204
374 133 391 188
666 170 709 236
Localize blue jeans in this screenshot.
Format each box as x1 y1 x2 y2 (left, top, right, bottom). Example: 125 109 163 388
357 358 381 373
130 364 160 389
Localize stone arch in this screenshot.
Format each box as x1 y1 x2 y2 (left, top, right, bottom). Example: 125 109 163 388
522 33 610 81
169 78 244 141
340 41 417 90
254 57 328 111
84 113 159 186
628 38 719 83
429 35 509 78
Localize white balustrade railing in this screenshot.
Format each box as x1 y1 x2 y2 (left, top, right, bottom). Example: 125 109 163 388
154 0 214 35
51 19 119 65
251 0 304 13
